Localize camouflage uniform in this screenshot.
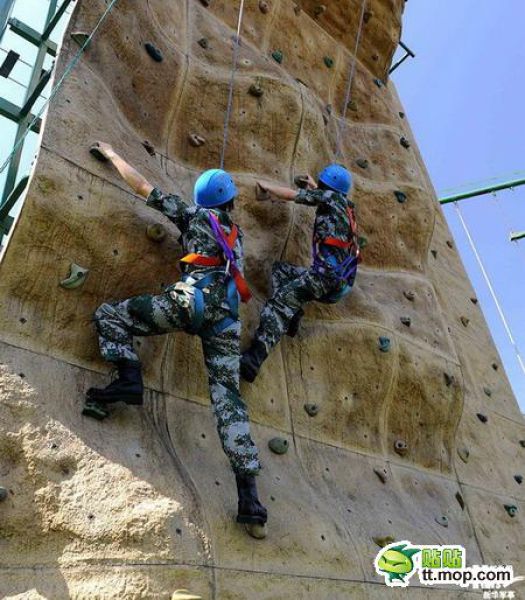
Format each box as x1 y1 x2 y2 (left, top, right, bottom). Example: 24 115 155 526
254 188 358 352
94 188 261 475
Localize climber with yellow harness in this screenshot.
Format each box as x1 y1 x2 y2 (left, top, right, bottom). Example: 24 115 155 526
83 142 267 532
241 164 360 382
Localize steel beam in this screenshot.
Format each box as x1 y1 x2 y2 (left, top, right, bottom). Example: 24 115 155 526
439 178 525 205
0 97 42 132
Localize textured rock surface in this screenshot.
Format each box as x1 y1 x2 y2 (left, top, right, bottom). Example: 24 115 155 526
0 1 524 598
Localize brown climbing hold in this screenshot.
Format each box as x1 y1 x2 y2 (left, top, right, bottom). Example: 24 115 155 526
400 316 411 327
476 413 488 424
258 0 270 14
363 10 374 23
348 99 358 112
443 372 455 387
373 468 388 484
294 175 309 189
455 492 465 510
483 387 492 398
142 140 155 156
146 224 166 243
314 4 326 17
373 535 395 548
198 38 209 49
460 316 470 327
371 54 379 62
188 133 205 147
248 83 264 98
457 447 470 463
256 183 271 201
403 290 415 302
304 403 319 417
356 158 369 169
394 439 408 456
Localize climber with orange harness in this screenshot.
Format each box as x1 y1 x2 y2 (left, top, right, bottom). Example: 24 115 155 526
241 164 360 382
83 142 267 533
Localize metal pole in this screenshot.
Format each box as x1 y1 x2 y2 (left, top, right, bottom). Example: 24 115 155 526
0 0 15 39
510 231 525 242
439 177 525 205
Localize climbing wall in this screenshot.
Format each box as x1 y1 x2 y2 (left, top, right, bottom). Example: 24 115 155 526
0 0 524 598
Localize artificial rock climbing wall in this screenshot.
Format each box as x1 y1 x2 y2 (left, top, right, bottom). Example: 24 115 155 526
0 1 524 598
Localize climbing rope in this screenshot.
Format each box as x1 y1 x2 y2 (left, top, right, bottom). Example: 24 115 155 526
0 0 119 175
219 0 246 169
453 202 525 376
334 0 368 159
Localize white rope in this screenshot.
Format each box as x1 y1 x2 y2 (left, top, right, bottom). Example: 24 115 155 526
219 0 245 169
454 202 525 376
0 0 119 175
335 0 367 159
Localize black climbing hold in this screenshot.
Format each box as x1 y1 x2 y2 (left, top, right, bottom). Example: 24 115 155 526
394 190 407 203
470 297 478 305
19 317 27 324
82 401 109 421
198 37 209 49
394 439 408 456
272 50 283 64
455 492 465 510
457 447 470 463
460 316 470 327
0 487 8 502
144 42 163 62
374 78 383 88
248 83 264 98
400 316 411 327
520 440 525 448
399 111 405 119
444 372 455 387
200 0 211 6
294 175 309 189
71 31 91 49
403 290 415 302
514 475 523 485
314 4 326 17
378 336 391 353
446 240 454 249
491 362 498 370
476 413 488 424
504 504 518 518
293 4 302 15
483 387 492 398
435 515 449 528
304 403 319 417
146 224 166 243
358 235 368 249
259 0 270 13
142 140 155 156
430 249 437 259
188 133 206 147
325 104 333 115
356 158 369 169
371 54 379 62
363 10 373 23
400 136 411 149
323 56 334 69
268 437 289 454
373 468 388 484
373 535 395 548
89 144 109 162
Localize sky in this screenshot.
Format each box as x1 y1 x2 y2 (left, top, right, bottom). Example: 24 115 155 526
1 1 524 412
392 1 525 413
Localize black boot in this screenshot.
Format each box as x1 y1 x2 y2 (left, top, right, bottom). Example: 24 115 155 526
240 340 268 383
286 308 304 338
236 473 267 526
86 359 144 405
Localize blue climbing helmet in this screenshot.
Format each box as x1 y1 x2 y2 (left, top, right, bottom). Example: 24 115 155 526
194 169 238 208
318 164 352 195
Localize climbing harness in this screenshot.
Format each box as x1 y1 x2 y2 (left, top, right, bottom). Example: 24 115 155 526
312 202 360 303
334 0 368 159
0 0 119 175
220 0 246 169
178 211 251 336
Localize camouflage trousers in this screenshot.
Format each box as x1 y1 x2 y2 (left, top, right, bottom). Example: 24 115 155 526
254 261 339 352
94 283 261 475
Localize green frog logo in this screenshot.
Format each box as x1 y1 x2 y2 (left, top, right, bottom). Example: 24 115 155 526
375 542 420 586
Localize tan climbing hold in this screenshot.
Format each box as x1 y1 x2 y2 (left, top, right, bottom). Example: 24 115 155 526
373 467 388 484
373 535 395 548
172 591 202 600
258 0 270 14
60 263 89 289
403 290 415 301
314 4 326 17
188 133 206 147
457 447 470 463
394 439 408 456
460 316 470 327
245 523 267 539
146 224 167 243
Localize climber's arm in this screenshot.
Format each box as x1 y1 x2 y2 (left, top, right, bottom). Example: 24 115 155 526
256 174 317 202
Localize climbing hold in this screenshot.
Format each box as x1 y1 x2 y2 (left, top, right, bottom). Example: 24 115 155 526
457 447 470 463
89 143 109 162
245 523 268 539
323 56 334 69
60 263 89 289
378 337 391 353
446 240 454 249
476 413 488 424
394 190 407 203
394 439 408 456
294 175 309 189
374 78 383 88
460 316 470 328
483 387 492 398
430 249 438 259
248 83 264 98
197 37 209 49
271 50 283 64
171 590 202 600
256 183 271 201
403 290 415 302
371 53 379 62
358 235 368 249
268 437 289 455
258 0 270 14
146 224 166 243
304 403 320 417
373 468 388 484
199 0 211 6
314 4 327 17
70 31 91 49
435 515 449 528
188 133 206 147
455 492 465 510
443 372 455 387
491 362 498 370
504 504 518 518
82 401 109 421
144 42 163 62
325 104 333 115
373 535 395 548
514 475 523 485
363 10 374 23
0 487 8 502
400 316 411 327
470 297 478 305
142 140 155 156
348 100 358 112
293 4 301 15
520 440 525 448
356 158 369 169
399 111 405 119
400 136 411 149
